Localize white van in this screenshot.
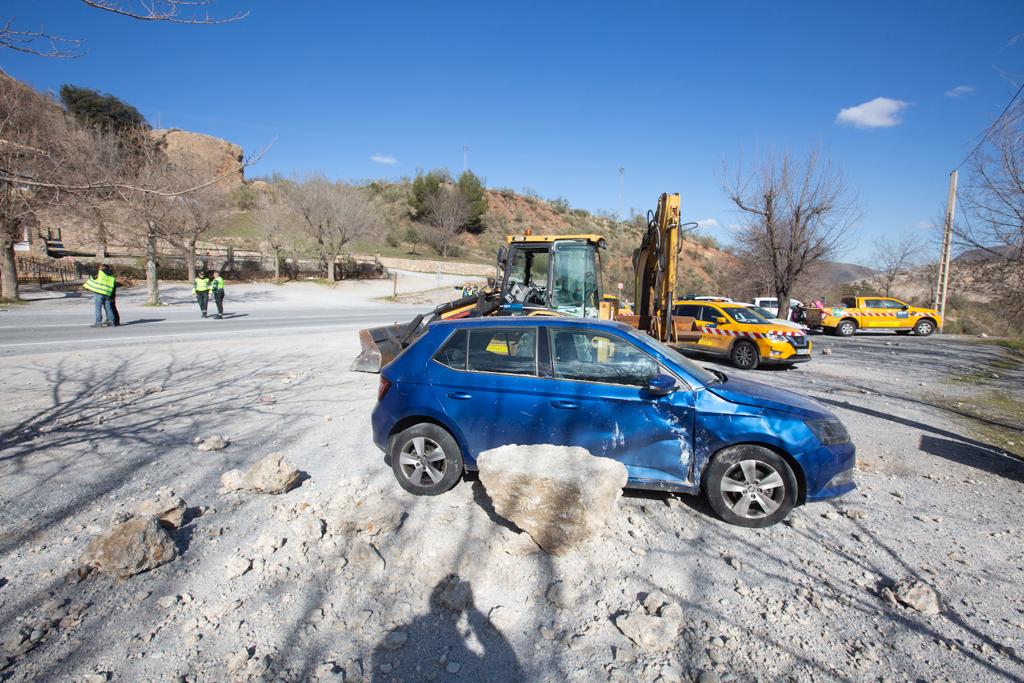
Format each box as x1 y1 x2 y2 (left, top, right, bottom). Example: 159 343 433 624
752 297 803 318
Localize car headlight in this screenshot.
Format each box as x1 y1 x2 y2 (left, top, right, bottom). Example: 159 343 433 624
767 333 788 343
806 418 850 445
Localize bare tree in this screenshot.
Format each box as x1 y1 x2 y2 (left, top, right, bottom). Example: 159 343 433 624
165 153 232 283
869 234 919 297
725 150 858 316
287 175 380 281
1 1 246 58
424 184 469 259
255 190 292 280
956 122 1024 320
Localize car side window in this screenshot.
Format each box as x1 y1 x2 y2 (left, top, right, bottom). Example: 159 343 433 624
434 329 467 370
674 304 701 317
698 306 722 323
881 299 905 309
864 299 885 308
550 328 660 387
466 328 537 376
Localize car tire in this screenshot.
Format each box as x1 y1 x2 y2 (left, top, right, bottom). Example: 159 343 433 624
913 319 935 336
705 445 798 528
730 340 760 370
389 423 464 496
836 319 857 337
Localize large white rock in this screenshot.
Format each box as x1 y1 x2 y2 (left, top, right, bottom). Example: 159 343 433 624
220 454 303 495
477 444 628 556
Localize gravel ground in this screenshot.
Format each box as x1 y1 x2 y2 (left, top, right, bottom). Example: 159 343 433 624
0 305 1022 682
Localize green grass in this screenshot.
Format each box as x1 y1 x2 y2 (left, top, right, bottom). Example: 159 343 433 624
209 210 261 244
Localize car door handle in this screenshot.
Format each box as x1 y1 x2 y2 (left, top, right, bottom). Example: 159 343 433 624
550 399 579 409
447 392 472 400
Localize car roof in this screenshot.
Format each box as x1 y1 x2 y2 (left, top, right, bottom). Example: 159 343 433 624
430 315 636 332
675 299 745 309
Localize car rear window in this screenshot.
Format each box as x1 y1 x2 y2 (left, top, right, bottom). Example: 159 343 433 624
434 329 468 370
464 328 538 376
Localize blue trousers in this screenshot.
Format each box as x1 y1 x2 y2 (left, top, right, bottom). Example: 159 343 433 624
93 293 114 325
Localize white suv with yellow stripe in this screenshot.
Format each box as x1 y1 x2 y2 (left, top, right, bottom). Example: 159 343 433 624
672 300 812 370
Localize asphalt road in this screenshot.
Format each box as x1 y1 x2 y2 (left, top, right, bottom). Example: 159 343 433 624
0 295 429 357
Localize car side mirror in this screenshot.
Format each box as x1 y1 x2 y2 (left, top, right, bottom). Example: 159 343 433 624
646 374 677 396
901 304 909 310
716 317 728 324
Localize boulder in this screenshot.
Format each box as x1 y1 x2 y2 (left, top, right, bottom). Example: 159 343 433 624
81 516 177 578
132 487 187 529
614 593 683 651
477 445 627 555
221 454 303 495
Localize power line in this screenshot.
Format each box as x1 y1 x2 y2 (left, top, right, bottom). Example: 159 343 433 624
955 80 1024 170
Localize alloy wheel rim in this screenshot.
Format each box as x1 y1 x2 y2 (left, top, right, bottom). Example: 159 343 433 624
720 459 786 519
736 345 754 366
918 321 932 334
399 436 446 486
840 322 854 335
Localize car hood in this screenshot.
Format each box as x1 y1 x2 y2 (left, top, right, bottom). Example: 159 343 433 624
707 375 830 418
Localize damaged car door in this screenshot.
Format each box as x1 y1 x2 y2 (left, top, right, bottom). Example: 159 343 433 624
543 326 696 486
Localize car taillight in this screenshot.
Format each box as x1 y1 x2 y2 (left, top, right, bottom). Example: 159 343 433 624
377 377 392 401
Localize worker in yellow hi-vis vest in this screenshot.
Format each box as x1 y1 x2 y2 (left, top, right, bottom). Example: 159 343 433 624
210 270 226 319
83 264 116 328
193 271 212 318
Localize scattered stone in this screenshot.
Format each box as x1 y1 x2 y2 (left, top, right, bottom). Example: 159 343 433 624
225 556 252 579
545 581 577 609
349 541 385 578
327 480 404 537
197 435 229 452
256 533 286 555
446 661 461 674
822 348 833 356
891 580 941 616
221 453 303 495
383 630 408 650
157 595 180 609
132 487 187 529
81 516 177 578
477 444 628 555
614 591 683 651
784 515 808 530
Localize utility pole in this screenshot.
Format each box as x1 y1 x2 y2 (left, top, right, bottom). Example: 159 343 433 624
618 167 625 220
463 145 469 172
932 169 958 332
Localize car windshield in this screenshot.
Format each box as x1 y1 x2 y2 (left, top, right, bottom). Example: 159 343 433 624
750 306 776 320
726 307 771 324
622 327 719 386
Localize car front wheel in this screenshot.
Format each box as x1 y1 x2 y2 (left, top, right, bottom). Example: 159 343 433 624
913 319 935 336
389 423 464 496
730 340 760 370
836 319 857 337
705 445 798 527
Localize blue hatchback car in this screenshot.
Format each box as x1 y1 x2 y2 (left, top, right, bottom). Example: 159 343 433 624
372 317 855 527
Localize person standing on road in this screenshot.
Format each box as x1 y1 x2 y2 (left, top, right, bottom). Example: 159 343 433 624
210 270 225 319
193 271 211 318
83 263 116 328
108 266 121 327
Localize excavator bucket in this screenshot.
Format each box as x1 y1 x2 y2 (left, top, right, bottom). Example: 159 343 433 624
351 319 423 373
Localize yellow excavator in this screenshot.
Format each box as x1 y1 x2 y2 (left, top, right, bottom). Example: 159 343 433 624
351 193 688 373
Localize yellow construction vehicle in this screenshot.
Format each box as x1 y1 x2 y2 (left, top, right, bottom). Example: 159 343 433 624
352 193 692 373
352 232 616 372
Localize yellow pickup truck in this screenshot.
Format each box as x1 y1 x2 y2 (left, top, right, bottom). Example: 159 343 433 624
807 296 941 337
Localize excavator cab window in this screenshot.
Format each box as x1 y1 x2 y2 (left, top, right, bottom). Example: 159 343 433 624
550 240 602 318
504 245 550 306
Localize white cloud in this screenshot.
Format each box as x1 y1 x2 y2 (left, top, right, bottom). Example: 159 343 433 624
836 97 910 129
695 218 720 230
914 220 935 230
370 153 397 165
945 85 974 98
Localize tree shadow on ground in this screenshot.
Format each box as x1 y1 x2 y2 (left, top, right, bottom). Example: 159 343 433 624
369 575 523 682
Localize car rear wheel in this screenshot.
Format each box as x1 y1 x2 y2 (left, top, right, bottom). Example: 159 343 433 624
705 445 798 527
390 423 464 496
730 340 760 370
836 319 857 337
913 319 935 336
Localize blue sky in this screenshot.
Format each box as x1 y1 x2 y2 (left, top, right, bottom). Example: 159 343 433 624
2 1 1022 262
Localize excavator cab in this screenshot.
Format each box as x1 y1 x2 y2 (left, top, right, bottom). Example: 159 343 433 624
499 234 606 318
352 233 611 373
